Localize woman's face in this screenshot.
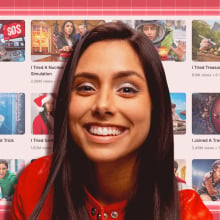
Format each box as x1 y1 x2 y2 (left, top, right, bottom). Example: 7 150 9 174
0 163 7 180
64 22 74 36
142 24 157 41
45 100 54 113
68 40 152 163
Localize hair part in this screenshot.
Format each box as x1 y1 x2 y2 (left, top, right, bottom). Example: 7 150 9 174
39 103 54 134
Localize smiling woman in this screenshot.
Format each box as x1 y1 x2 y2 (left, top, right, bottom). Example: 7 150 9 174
12 22 212 220
69 40 151 164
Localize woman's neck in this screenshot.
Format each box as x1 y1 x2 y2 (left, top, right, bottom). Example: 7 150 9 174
88 155 137 206
64 33 70 40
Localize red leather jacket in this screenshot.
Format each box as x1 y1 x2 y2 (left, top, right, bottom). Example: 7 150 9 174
32 115 49 135
11 155 213 220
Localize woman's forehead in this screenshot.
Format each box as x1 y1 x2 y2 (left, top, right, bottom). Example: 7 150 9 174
75 40 145 78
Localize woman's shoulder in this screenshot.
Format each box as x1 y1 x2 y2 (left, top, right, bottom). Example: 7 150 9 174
12 155 53 219
18 155 52 189
29 155 52 168
25 155 51 174
33 114 43 122
178 184 213 220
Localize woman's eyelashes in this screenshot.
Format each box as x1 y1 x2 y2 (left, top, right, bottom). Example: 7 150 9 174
116 82 140 97
73 81 140 97
74 82 96 95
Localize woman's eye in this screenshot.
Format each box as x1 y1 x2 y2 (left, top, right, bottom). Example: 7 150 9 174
77 86 93 91
121 87 136 93
74 82 96 95
117 83 139 97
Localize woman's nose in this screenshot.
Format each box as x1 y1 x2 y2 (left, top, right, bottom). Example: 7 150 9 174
91 88 115 118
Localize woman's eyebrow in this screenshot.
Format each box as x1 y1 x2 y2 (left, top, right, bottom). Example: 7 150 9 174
73 71 145 81
73 72 98 80
113 71 145 81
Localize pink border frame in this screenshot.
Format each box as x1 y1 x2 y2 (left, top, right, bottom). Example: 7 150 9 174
0 0 220 16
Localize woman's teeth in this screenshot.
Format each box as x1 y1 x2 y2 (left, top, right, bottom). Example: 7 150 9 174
89 126 123 136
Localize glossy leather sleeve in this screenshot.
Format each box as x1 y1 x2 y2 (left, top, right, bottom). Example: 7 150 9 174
11 155 53 220
179 189 213 220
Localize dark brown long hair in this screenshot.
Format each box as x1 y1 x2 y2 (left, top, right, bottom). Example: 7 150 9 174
29 21 180 220
39 104 54 134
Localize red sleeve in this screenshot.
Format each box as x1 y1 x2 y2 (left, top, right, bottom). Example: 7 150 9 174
179 189 213 220
33 115 42 134
11 167 28 220
11 155 53 220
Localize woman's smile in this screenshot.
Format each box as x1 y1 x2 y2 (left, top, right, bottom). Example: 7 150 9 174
68 40 152 163
85 124 127 136
84 125 129 144
82 123 129 145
